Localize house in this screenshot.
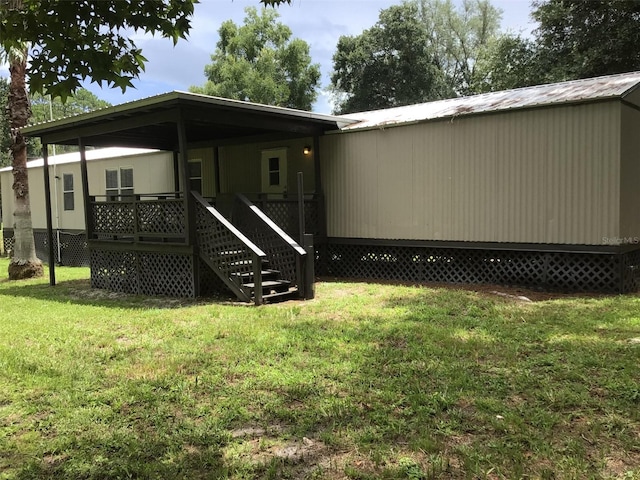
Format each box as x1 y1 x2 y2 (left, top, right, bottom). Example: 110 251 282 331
1 147 172 265
6 72 640 300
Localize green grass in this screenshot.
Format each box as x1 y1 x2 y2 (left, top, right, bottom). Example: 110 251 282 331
0 257 638 479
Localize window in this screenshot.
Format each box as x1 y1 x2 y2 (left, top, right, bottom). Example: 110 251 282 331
106 167 134 200
261 148 288 194
188 160 202 193
120 168 134 198
268 157 280 186
63 173 74 211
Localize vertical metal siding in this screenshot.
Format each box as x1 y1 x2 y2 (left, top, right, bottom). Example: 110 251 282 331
218 138 315 195
619 104 640 241
322 101 621 245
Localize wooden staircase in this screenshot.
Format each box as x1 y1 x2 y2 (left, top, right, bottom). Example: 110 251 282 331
193 192 307 305
232 262 298 303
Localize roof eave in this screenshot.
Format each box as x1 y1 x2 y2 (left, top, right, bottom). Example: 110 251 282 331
22 91 357 138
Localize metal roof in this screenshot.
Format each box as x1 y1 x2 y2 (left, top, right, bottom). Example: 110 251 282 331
338 71 640 131
0 147 158 173
23 91 354 149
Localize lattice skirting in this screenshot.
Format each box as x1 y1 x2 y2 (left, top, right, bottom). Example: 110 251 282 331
320 240 640 294
198 259 232 298
91 249 195 297
2 229 89 267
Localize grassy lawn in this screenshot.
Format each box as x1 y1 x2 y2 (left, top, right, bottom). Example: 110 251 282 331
0 257 638 479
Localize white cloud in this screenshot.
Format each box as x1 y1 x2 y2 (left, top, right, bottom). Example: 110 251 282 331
1 0 534 114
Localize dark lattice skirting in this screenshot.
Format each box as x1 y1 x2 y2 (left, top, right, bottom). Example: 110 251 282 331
321 240 640 293
90 249 195 297
2 229 89 267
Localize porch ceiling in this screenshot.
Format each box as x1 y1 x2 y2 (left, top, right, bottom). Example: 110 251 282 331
23 91 353 150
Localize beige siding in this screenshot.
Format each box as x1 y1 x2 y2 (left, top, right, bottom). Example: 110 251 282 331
219 137 316 195
322 101 621 245
624 86 640 109
0 169 11 228
87 151 174 198
619 104 640 243
1 151 174 231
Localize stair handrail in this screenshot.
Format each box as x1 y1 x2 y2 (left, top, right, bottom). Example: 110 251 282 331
232 193 307 298
192 191 266 305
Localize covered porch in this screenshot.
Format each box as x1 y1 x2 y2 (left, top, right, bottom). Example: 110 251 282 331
24 92 352 303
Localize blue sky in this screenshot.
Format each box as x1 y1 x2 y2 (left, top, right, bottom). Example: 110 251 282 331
1 0 536 115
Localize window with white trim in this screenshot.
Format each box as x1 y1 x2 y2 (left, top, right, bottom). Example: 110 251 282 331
106 167 134 200
63 173 74 211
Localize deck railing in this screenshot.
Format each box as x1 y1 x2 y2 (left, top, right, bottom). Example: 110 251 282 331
232 193 307 297
89 193 186 243
210 193 322 237
89 192 321 244
193 192 266 304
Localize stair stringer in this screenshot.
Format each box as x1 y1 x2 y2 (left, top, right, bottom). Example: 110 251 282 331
193 192 266 304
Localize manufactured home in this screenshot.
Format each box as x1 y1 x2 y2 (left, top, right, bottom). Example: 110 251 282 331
1 148 173 265
5 72 640 300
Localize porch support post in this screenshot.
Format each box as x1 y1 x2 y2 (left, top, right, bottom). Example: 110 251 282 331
42 143 55 286
176 109 200 296
312 135 327 239
214 146 221 195
313 135 322 195
172 151 180 197
79 138 92 241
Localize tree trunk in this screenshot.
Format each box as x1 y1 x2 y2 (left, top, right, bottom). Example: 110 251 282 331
8 48 43 280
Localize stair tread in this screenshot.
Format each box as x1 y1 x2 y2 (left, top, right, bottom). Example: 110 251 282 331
233 269 279 278
244 279 291 289
262 289 299 303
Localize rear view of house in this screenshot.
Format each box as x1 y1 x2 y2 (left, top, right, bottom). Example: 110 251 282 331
8 72 640 298
321 72 640 293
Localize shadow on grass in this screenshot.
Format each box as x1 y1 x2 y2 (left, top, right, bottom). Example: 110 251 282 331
0 277 235 310
246 289 640 477
3 277 639 479
10 425 229 479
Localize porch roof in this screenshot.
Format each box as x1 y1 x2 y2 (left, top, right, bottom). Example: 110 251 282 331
23 91 356 150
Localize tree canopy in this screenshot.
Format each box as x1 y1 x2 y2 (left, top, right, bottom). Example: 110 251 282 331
0 0 200 279
29 89 112 157
330 0 502 114
190 7 320 110
532 0 640 81
474 0 640 93
470 35 545 93
330 2 453 114
418 0 502 95
0 0 199 100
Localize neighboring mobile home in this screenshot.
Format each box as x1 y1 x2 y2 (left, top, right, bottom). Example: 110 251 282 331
1 148 172 265
6 72 640 299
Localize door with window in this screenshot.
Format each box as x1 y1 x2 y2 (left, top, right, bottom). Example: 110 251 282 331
261 148 288 195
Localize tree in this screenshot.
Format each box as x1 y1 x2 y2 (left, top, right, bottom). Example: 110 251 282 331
0 84 111 165
531 0 640 81
470 34 546 93
417 0 502 95
330 2 452 114
27 89 112 158
190 7 320 110
0 0 198 279
0 77 9 167
471 1 640 93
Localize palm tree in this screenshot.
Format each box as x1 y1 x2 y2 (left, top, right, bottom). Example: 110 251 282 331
3 39 44 279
